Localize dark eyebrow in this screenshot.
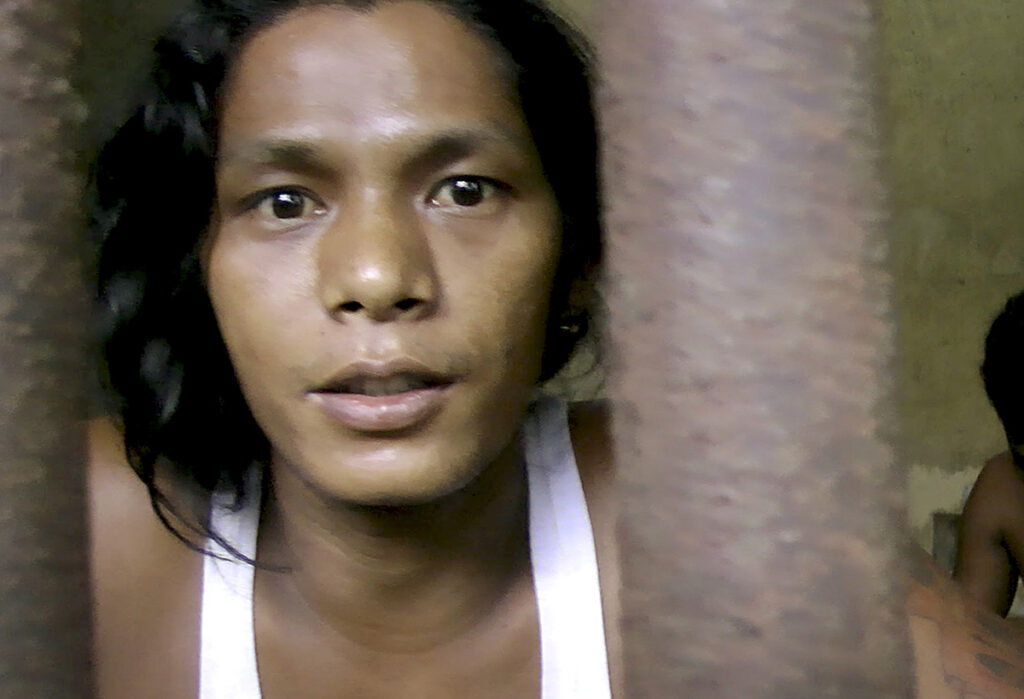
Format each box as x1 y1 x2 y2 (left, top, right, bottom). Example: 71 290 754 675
218 126 534 178
399 127 536 180
217 140 336 179
410 128 523 162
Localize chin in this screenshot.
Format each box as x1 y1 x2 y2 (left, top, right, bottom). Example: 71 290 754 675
265 379 533 507
290 439 498 507
341 468 478 508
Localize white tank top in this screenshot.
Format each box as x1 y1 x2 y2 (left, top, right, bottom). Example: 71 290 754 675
199 395 611 698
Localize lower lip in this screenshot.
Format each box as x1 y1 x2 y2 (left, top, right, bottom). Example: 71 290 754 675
309 386 448 432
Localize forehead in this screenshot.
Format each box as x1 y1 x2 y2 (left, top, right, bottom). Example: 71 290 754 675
220 2 527 147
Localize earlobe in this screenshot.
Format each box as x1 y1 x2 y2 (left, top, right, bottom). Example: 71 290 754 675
542 269 599 382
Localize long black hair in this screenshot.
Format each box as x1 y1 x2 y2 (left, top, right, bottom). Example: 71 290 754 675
91 0 601 551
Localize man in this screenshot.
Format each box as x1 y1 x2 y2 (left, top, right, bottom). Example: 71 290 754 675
956 291 1024 616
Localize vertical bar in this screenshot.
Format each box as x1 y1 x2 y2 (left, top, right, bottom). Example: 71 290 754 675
0 0 92 696
598 1 912 696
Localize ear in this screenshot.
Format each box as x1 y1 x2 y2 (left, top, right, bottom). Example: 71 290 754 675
554 271 598 346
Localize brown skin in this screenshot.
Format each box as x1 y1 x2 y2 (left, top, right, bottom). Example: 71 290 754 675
910 544 1024 697
955 451 1024 616
208 3 562 508
91 3 621 697
89 419 203 699
89 405 619 698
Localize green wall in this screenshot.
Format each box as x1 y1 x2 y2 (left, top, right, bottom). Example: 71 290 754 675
881 2 1024 575
884 0 1024 474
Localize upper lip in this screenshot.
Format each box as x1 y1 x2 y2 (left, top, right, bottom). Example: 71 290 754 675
311 358 457 395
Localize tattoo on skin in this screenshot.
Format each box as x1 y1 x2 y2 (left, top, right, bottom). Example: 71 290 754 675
909 548 1024 697
976 654 1013 679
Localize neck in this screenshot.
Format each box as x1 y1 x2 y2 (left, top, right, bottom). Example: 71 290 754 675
257 439 533 653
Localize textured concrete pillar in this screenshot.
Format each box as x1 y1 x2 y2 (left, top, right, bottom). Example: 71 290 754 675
598 1 912 696
0 0 92 696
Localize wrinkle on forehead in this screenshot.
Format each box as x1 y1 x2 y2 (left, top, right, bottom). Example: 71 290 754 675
218 125 536 173
221 2 521 140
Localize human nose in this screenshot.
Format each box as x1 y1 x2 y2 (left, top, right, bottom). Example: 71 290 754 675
316 194 437 322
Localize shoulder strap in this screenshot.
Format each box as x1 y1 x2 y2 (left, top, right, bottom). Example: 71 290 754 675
524 395 612 699
197 404 612 699
199 472 263 699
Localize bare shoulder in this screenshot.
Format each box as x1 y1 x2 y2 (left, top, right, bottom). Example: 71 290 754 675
567 399 614 494
565 399 616 560
977 451 1024 491
88 418 203 699
566 399 623 697
974 451 1024 499
964 451 1024 530
88 417 200 592
88 418 164 546
909 545 1024 697
566 399 616 538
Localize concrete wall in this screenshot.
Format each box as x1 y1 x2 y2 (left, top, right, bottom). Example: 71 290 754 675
548 0 597 34
881 1 1024 564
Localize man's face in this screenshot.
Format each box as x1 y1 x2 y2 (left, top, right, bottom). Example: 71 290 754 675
206 1 561 504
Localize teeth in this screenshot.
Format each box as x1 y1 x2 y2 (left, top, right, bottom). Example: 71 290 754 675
343 375 429 396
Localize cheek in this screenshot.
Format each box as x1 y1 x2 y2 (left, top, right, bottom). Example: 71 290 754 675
205 239 310 383
454 226 560 370
503 218 561 327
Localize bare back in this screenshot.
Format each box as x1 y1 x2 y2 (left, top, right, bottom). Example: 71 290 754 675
955 451 1024 616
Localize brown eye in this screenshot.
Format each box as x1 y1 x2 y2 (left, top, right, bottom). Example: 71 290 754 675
430 177 501 209
255 189 323 221
450 178 483 206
